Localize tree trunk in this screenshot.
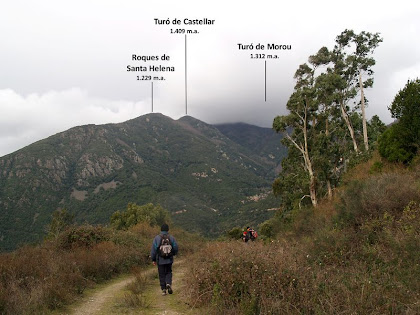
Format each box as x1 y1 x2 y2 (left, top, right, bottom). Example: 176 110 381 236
303 151 317 207
324 109 332 200
325 118 329 136
303 99 318 208
359 72 369 151
327 180 333 200
309 172 317 207
340 100 359 153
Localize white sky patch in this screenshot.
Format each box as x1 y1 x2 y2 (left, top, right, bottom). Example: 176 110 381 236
0 88 149 156
392 63 420 90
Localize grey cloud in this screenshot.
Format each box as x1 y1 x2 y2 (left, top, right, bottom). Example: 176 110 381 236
0 0 419 155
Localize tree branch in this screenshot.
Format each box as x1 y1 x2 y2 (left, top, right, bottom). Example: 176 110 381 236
284 133 305 155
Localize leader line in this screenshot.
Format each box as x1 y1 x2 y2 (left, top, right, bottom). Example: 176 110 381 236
265 60 267 102
185 34 188 115
152 81 154 113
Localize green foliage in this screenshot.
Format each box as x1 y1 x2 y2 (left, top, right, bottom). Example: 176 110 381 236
226 227 243 240
272 146 311 209
379 79 420 163
272 63 320 207
110 203 170 230
56 225 111 250
258 220 274 238
367 115 386 147
45 209 74 240
389 78 420 123
272 29 384 212
378 124 415 163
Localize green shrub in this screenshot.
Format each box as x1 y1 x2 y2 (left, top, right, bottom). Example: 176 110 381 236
45 209 75 240
337 173 420 226
226 227 243 240
110 203 171 230
378 124 415 163
258 221 274 238
379 78 420 163
56 225 110 250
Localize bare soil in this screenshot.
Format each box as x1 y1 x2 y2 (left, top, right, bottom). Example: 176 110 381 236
60 260 196 315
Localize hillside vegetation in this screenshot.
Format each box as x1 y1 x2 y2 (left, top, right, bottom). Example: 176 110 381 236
181 32 420 314
0 217 202 314
184 154 420 314
0 114 286 251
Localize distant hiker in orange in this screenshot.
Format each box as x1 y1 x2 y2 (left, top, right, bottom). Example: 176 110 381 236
151 224 178 295
242 226 258 242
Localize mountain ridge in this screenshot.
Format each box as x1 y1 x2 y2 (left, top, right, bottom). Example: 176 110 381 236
0 113 286 251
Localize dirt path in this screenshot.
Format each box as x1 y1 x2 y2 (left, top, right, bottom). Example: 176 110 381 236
65 275 137 315
62 259 193 315
144 262 188 315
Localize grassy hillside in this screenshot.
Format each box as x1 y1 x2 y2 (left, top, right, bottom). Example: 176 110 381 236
215 122 287 174
184 153 420 314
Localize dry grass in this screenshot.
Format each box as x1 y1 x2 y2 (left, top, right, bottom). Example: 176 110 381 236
342 151 406 183
0 223 152 314
186 223 419 314
120 267 151 309
185 159 420 314
0 221 203 314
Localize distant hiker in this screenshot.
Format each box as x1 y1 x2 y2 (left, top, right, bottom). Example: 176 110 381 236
242 226 258 242
151 223 179 295
242 227 250 242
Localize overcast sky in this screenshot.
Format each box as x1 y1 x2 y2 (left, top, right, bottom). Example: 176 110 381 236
1 0 419 157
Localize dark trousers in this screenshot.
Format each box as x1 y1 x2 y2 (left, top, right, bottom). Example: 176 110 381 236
157 263 172 290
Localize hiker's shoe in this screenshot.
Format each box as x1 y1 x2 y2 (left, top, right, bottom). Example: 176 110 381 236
162 289 167 296
166 284 173 294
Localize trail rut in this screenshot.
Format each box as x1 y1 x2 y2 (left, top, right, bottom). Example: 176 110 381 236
63 260 191 315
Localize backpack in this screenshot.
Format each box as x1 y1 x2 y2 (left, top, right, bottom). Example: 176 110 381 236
249 229 258 241
159 234 173 258
243 231 250 242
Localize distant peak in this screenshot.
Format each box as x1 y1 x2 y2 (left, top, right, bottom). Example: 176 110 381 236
140 112 167 119
177 115 206 124
178 115 196 120
144 112 165 117
125 112 173 124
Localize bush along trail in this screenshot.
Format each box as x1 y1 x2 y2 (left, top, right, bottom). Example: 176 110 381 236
0 217 204 315
63 259 198 315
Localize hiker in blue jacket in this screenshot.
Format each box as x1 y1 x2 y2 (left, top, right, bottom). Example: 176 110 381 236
151 223 178 295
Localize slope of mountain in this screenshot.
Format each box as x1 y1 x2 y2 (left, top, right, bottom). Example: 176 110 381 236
215 122 286 174
0 114 286 251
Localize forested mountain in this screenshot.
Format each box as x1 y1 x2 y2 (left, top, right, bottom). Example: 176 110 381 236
215 122 286 174
0 113 286 251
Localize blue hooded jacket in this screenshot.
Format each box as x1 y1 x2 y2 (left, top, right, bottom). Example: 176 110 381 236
151 231 178 265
